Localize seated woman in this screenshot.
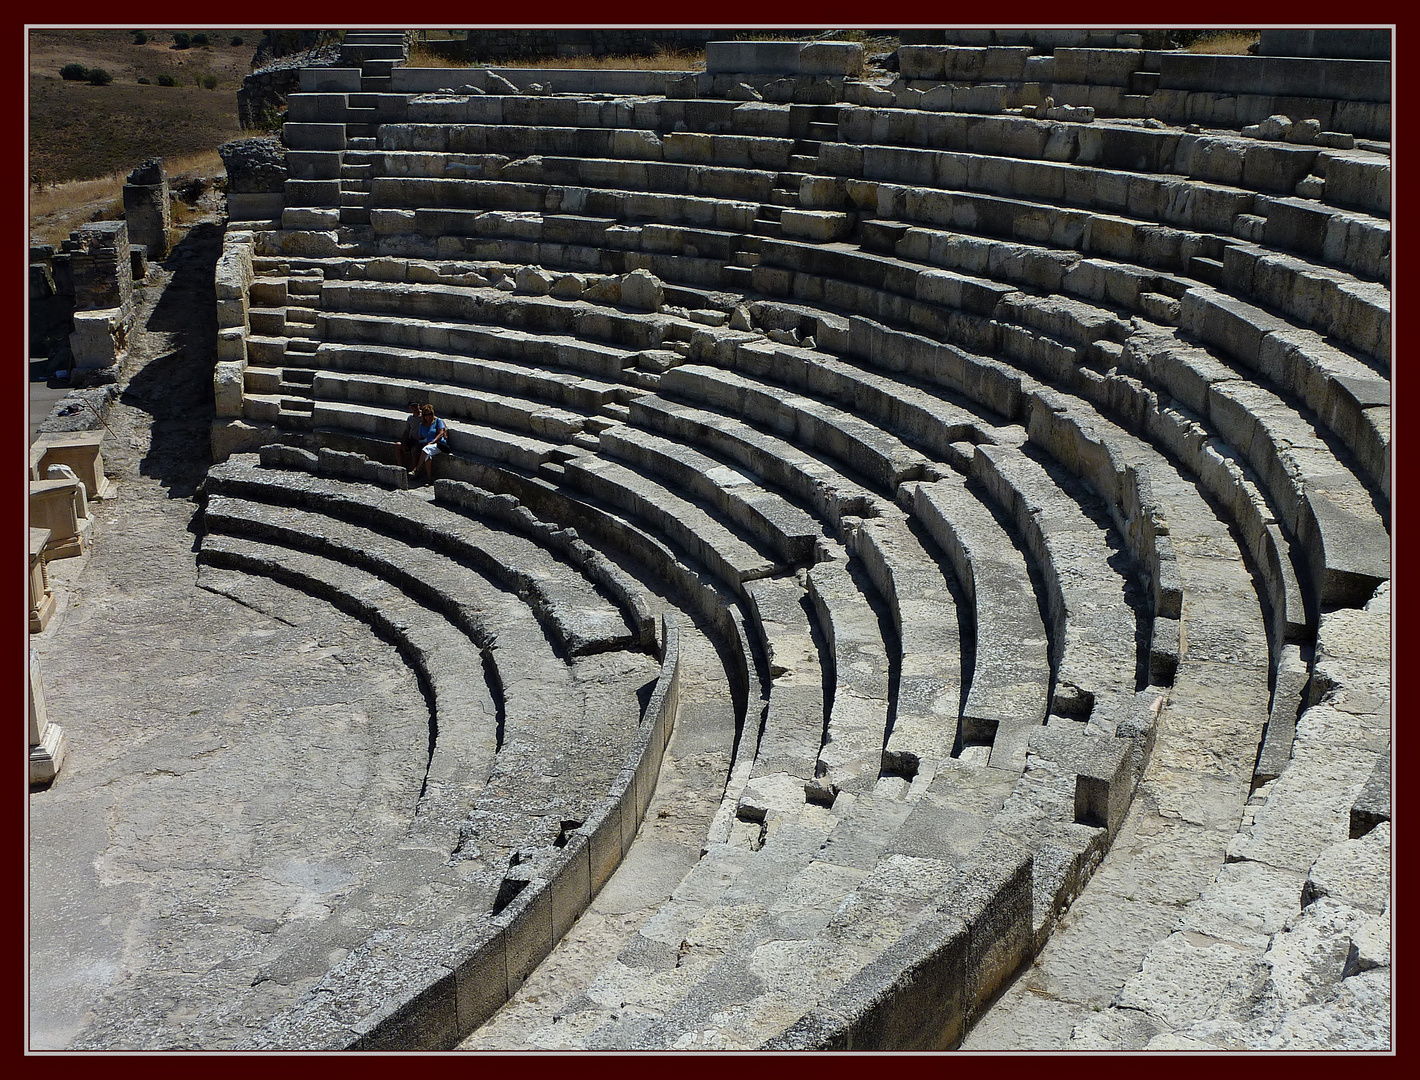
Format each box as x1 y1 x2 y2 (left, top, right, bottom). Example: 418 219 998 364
410 403 449 483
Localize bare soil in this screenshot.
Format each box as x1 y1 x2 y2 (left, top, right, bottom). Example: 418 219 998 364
28 28 256 185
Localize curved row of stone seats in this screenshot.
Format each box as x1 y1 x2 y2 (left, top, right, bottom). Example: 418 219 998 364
446 447 757 695
431 478 657 651
197 483 642 882
805 110 1388 283
755 362 1288 1050
782 225 1390 511
627 393 879 528
654 309 1183 701
1178 283 1389 495
301 342 625 412
611 381 1019 788
204 454 643 658
377 123 799 171
198 457 695 1051
840 508 965 781
555 452 787 591
596 423 824 566
833 108 1320 189
801 113 1390 344
901 469 1052 753
391 94 835 142
1251 192 1389 284
738 377 1272 1044
969 441 1145 730
312 369 590 440
841 312 1308 654
433 399 972 809
1214 243 1390 366
364 212 747 290
613 340 1107 777
686 325 1006 464
818 138 1390 291
659 364 931 492
290 398 563 473
368 174 761 232
844 223 1389 486
889 45 1389 139
1112 323 1389 607
480 646 1153 1051
820 137 1267 237
418 152 786 206
317 277 701 358
738 246 1386 612
198 528 499 853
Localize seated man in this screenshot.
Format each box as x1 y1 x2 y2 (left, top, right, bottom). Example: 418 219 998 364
410 403 449 483
394 400 423 468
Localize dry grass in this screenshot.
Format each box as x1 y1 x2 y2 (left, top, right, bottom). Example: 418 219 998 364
1184 31 1259 54
497 51 704 70
29 149 224 247
407 41 704 70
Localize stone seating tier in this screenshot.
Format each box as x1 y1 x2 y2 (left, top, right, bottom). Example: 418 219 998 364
193 50 1390 1049
732 252 1387 608
202 458 641 658
902 472 1052 748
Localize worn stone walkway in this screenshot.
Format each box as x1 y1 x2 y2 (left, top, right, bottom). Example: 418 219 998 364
28 222 446 1050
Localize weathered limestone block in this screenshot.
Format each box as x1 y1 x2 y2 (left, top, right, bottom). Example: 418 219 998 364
29 648 66 785
69 308 130 371
1348 748 1390 838
780 209 853 242
29 431 110 501
64 220 133 314
514 265 555 295
282 207 341 229
29 478 89 559
214 360 247 418
28 529 54 633
620 268 664 312
219 136 288 193
1301 823 1389 914
122 158 171 259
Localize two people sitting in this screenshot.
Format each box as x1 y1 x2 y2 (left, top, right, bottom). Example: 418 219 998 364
394 400 449 483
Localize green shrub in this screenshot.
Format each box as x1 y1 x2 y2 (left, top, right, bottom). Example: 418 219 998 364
157 73 176 86
133 32 148 44
172 31 190 49
201 74 217 90
137 76 150 84
229 35 244 47
87 68 112 86
60 62 89 81
192 33 209 46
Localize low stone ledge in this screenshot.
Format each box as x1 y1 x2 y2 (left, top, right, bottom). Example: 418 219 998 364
763 835 1032 1050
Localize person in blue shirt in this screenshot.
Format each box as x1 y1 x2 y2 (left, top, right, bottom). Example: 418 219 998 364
410 403 449 483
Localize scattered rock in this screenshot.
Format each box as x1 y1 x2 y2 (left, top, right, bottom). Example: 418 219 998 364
514 265 555 295
619 269 663 312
